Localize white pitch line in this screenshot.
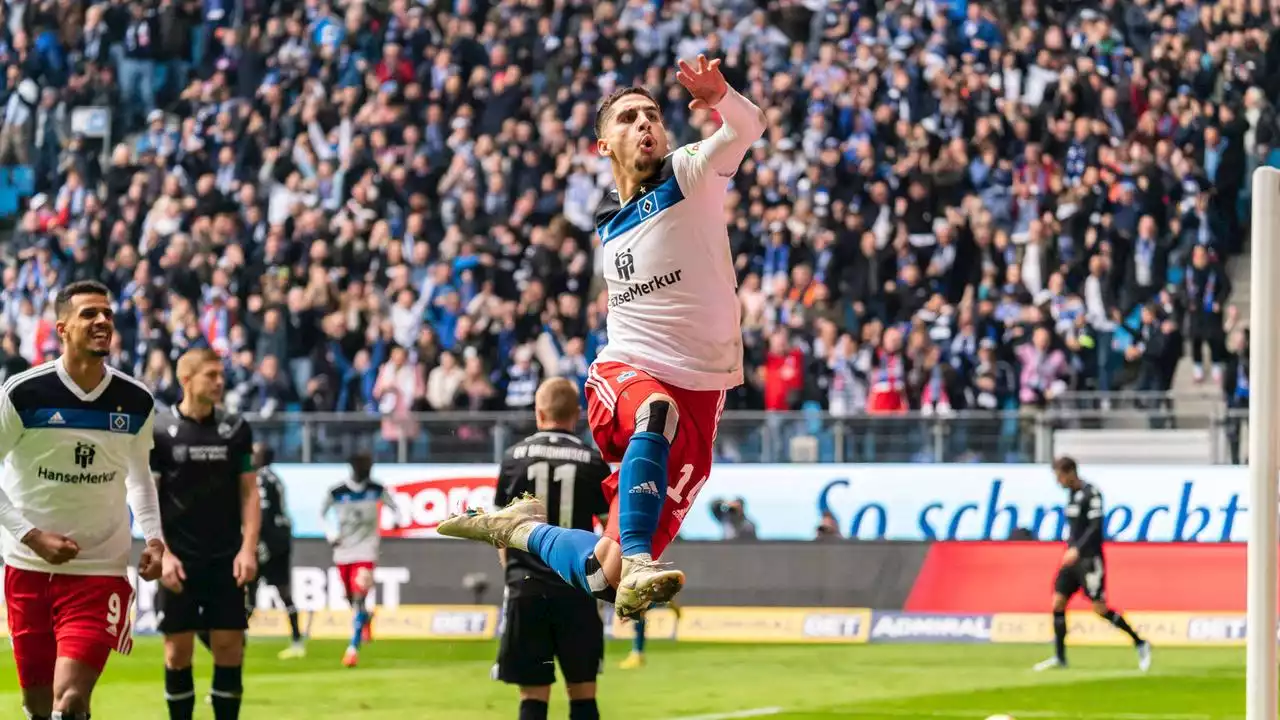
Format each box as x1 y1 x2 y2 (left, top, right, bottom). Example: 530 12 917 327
669 707 784 720
857 710 1220 720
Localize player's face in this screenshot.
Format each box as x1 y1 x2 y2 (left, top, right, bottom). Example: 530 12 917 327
58 293 113 359
599 95 669 179
351 454 373 481
1054 469 1072 488
188 360 225 405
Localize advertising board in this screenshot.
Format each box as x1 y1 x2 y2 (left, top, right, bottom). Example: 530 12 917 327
259 463 1250 543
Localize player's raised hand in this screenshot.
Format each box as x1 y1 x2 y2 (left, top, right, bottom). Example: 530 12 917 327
162 552 187 593
233 546 259 587
676 54 728 111
21 529 80 565
138 539 166 582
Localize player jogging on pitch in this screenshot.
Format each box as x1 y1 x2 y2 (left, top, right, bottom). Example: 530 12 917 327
0 280 165 720
152 349 260 720
1034 456 1152 672
321 451 398 668
492 378 611 720
439 54 766 619
252 443 307 659
619 600 681 669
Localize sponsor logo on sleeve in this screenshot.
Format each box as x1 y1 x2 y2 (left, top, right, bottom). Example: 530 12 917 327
869 612 993 643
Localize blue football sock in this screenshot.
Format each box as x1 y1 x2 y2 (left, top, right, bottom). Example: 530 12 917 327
351 607 370 649
633 618 647 653
526 524 602 594
619 431 670 557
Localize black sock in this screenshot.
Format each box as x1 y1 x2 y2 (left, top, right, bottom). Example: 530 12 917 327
164 666 195 720
1053 610 1067 664
281 589 302 642
1104 609 1143 644
50 713 88 720
196 631 212 651
584 552 618 604
26 713 50 720
569 699 600 720
518 699 548 720
210 665 243 720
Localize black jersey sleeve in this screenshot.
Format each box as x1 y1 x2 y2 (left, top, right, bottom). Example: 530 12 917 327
220 412 255 474
1070 485 1105 555
584 455 611 517
494 449 521 508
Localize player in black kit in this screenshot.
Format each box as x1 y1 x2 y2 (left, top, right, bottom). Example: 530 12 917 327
151 349 261 720
250 442 306 659
493 378 611 720
1034 457 1152 672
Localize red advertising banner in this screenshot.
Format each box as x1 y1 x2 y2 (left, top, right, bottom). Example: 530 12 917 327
380 476 499 538
905 542 1251 613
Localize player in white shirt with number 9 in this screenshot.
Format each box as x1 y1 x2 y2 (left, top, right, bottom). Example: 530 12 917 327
441 54 765 621
0 281 165 720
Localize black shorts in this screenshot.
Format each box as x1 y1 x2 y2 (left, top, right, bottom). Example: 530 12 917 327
157 558 250 634
257 540 292 588
494 592 604 687
1054 555 1107 603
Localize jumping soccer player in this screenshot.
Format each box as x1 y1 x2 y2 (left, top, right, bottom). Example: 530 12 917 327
440 53 765 619
152 349 260 720
492 378 611 720
1034 456 1152 672
250 443 306 658
0 280 166 720
321 452 397 668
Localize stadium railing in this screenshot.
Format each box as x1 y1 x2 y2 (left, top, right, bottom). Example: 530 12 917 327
241 399 1246 466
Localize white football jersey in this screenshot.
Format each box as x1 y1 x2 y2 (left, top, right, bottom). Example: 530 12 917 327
0 360 156 575
595 145 745 390
322 477 396 564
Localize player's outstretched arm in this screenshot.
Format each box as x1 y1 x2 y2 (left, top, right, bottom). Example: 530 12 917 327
677 54 767 179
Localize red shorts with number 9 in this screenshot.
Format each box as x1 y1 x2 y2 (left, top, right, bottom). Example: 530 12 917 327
585 362 727 560
4 567 134 688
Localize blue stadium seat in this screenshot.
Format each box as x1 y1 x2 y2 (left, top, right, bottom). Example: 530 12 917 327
0 188 19 218
9 166 34 197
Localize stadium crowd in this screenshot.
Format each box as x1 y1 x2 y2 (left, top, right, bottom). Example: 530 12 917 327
0 0 1270 436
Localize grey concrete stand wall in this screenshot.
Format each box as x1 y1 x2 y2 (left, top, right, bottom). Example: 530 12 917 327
131 539 932 609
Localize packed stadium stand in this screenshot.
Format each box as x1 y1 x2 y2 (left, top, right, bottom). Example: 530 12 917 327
0 0 1269 464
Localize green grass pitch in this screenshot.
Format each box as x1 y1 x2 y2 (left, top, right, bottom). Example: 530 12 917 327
0 638 1248 719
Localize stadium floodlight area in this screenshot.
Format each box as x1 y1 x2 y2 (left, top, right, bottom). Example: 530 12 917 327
1248 166 1280 720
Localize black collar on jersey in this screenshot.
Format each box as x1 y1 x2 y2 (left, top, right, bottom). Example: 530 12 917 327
172 403 218 425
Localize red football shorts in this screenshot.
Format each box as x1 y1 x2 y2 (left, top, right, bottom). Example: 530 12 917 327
585 361 727 559
337 562 375 597
4 567 134 689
